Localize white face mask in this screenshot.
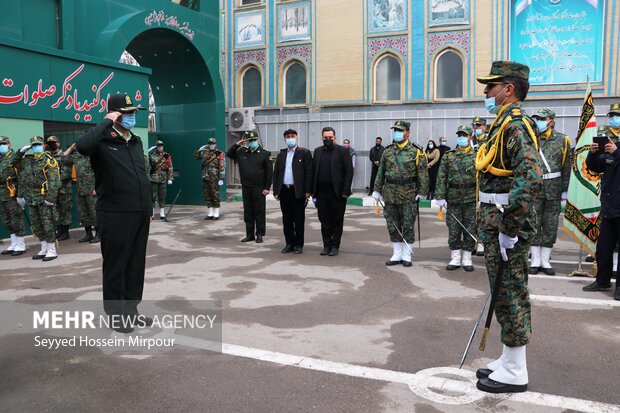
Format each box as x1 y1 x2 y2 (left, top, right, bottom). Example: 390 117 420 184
428 144 434 149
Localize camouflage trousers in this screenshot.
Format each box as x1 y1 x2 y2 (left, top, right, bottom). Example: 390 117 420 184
0 198 26 236
446 202 476 251
76 193 97 227
31 203 56 243
483 240 532 347
383 202 417 244
531 197 561 247
202 179 221 208
151 182 167 208
56 193 73 226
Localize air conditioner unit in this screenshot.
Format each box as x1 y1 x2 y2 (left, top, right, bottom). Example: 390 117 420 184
228 108 256 132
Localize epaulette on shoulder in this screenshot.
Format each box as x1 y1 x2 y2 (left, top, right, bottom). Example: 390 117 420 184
510 107 523 118
411 142 423 151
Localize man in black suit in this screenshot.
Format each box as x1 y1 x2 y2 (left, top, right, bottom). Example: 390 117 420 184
368 136 384 195
273 129 313 254
312 127 354 256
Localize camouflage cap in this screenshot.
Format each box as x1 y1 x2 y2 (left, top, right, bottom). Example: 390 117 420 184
477 60 530 84
391 120 410 131
532 108 556 119
207 137 217 144
608 102 620 115
155 140 164 145
46 135 60 143
30 136 44 145
0 136 10 144
243 131 259 140
596 125 611 137
472 116 487 125
457 125 474 135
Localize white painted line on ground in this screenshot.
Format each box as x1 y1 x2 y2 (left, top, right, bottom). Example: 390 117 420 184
531 294 620 307
529 274 594 281
173 336 620 413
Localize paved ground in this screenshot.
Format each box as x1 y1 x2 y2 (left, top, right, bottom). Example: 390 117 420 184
1 198 619 413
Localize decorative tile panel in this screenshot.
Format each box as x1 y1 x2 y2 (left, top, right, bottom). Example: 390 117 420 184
368 35 408 62
428 31 469 57
234 49 267 71
277 45 312 68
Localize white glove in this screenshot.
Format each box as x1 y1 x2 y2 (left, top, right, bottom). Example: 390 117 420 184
498 232 518 262
16 197 26 208
167 180 173 185
218 180 224 186
148 146 156 152
44 199 54 206
415 194 424 202
371 191 382 202
561 191 568 201
20 145 32 153
435 199 447 208
199 145 208 151
312 197 317 204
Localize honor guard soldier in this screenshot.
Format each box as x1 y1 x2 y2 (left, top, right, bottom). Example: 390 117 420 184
435 125 477 272
149 139 174 219
63 143 98 243
529 108 571 276
0 136 27 256
475 61 543 393
227 131 273 243
194 137 225 220
372 120 429 267
14 136 61 261
46 135 73 241
473 116 488 257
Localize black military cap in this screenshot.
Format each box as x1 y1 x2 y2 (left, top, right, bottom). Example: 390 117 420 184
107 93 145 113
283 129 297 136
244 131 259 140
609 102 620 116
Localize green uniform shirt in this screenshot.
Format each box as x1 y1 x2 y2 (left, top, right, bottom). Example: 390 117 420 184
537 128 571 200
374 140 429 203
435 146 477 204
149 151 174 183
0 149 19 202
193 148 226 180
14 151 61 205
63 151 96 196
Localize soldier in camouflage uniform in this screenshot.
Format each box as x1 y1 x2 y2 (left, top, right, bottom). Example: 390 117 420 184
148 139 173 219
472 116 488 256
45 136 73 241
14 136 61 261
194 137 225 220
0 136 27 256
529 109 571 276
62 143 98 243
435 125 477 272
474 61 543 393
372 120 429 267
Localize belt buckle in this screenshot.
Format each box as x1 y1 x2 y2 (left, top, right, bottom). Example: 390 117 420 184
491 193 505 213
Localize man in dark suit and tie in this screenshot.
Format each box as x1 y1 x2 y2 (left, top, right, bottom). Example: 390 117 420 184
311 127 354 256
273 129 313 254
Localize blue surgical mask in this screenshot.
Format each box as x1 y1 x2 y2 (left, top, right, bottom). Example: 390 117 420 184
393 131 404 143
0 145 8 154
286 138 297 148
457 137 469 148
609 116 620 129
475 129 483 137
536 120 549 133
484 85 508 114
208 144 216 151
121 113 136 130
248 140 259 150
32 145 43 154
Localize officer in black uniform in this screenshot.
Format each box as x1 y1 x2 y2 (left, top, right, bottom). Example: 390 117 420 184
227 131 273 243
77 93 151 333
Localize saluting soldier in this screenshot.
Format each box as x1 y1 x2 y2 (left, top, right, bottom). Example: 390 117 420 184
14 136 61 261
149 139 174 220
46 135 73 241
194 137 225 220
529 108 571 276
435 125 477 272
62 143 98 243
474 61 543 393
372 120 429 267
0 136 27 256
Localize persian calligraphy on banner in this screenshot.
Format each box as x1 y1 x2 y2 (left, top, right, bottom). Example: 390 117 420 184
510 0 604 85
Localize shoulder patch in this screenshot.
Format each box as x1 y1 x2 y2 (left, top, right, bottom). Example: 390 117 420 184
507 136 518 151
411 142 423 150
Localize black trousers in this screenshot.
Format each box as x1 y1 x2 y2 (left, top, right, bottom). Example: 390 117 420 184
242 185 266 236
279 185 307 247
595 217 620 285
316 192 347 249
369 165 379 194
98 210 150 316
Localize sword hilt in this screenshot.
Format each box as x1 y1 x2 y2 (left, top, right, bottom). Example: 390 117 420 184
479 328 489 351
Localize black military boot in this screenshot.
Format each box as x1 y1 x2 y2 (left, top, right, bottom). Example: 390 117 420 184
79 226 94 243
56 225 70 241
90 227 101 244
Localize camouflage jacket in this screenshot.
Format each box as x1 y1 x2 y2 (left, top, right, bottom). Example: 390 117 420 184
537 128 571 200
435 146 477 204
374 141 429 203
149 151 173 183
193 148 225 181
476 133 489 147
62 151 95 196
49 149 73 195
13 151 61 205
0 149 19 202
478 102 543 240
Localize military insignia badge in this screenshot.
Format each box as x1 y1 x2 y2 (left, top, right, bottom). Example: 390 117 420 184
511 108 522 117
125 95 132 105
111 132 117 137
507 136 517 150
